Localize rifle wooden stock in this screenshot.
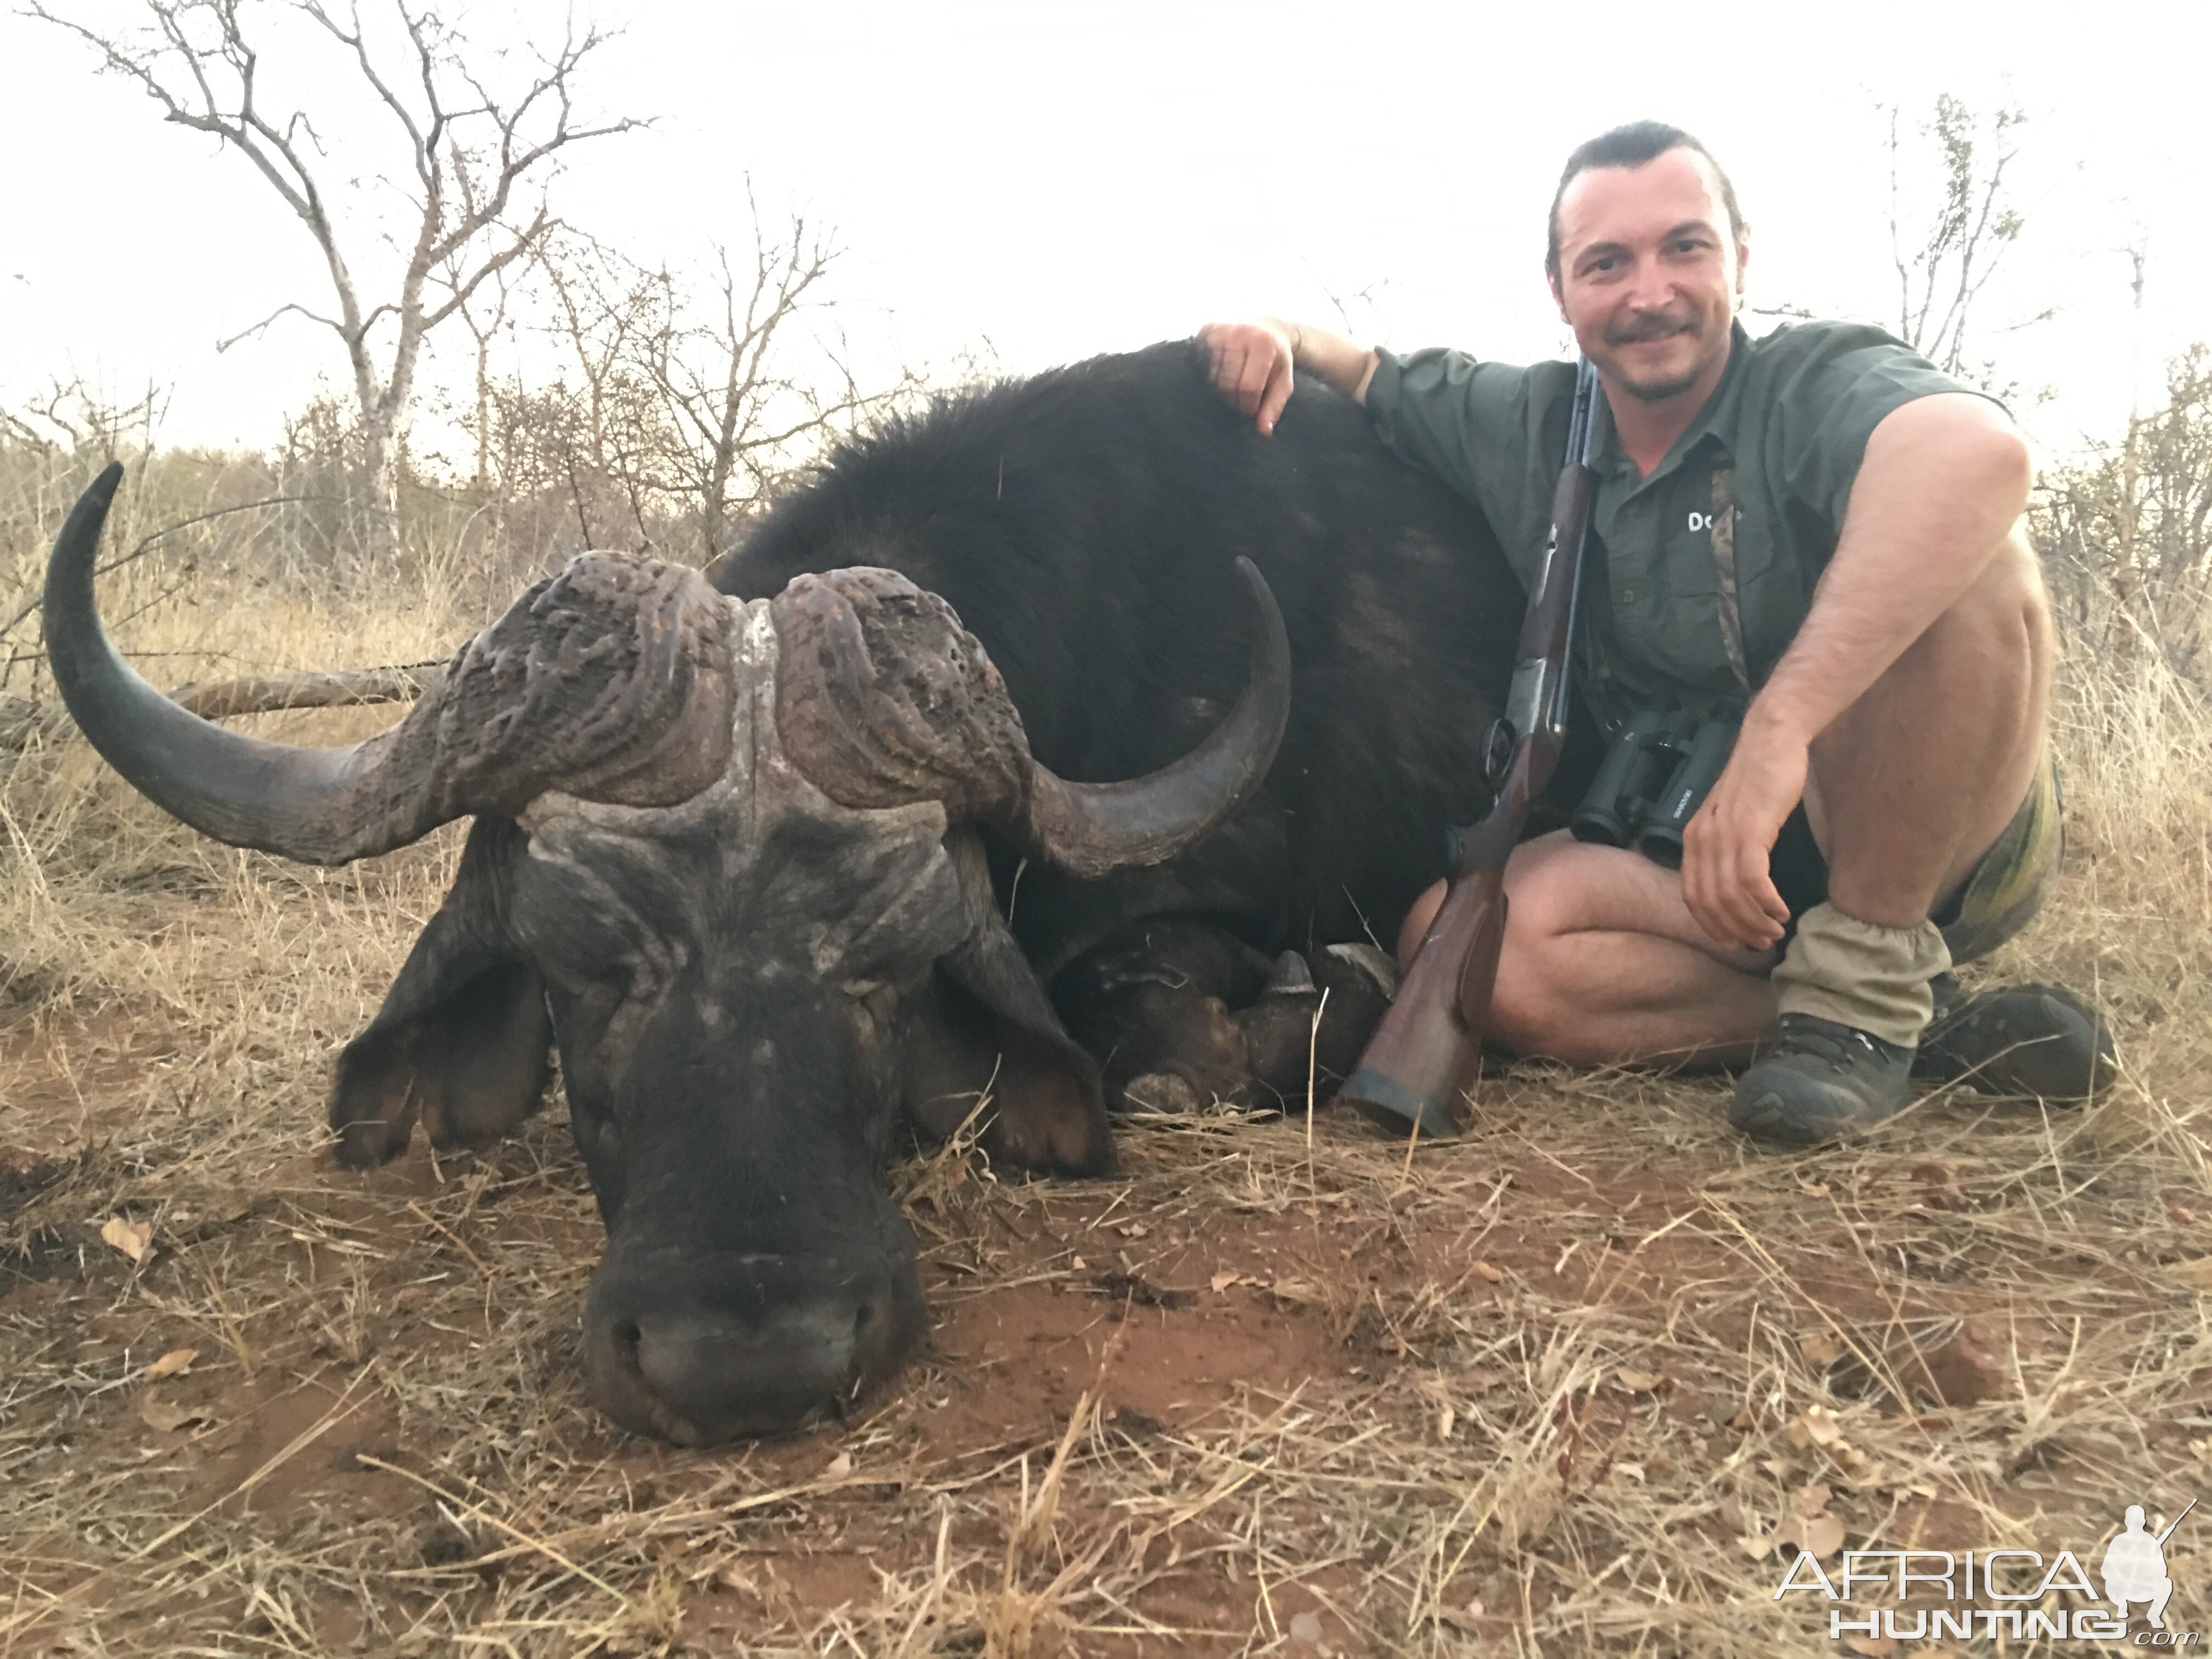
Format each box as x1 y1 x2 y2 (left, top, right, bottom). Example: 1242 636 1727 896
1338 760 1525 1141
1340 360 1601 1138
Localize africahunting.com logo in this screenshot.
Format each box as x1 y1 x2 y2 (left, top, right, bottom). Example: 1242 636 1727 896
1774 1498 2197 1645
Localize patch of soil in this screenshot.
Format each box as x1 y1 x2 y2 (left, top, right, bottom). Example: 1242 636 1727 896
4 1076 2202 1656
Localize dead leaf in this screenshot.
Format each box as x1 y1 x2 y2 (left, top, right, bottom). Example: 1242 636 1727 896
1842 1633 1897 1656
1069 1255 1086 1271
1791 1480 1833 1517
1268 1279 1323 1306
1613 1368 1662 1393
142 1347 198 1381
1798 1333 1844 1366
1469 1259 1505 1283
139 1397 212 1434
1209 1270 1243 1295
2168 1257 2212 1290
1716 1497 1746 1533
1739 1532 1773 1560
1801 1513 1846 1557
823 1451 853 1479
1791 1404 1847 1449
1288 1611 1323 1646
1435 1403 1455 1443
99 1216 153 1265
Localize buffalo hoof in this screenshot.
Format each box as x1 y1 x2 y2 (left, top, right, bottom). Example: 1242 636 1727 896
1123 1070 1209 1113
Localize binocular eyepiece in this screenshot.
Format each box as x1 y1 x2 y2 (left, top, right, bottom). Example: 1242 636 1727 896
1570 707 1738 869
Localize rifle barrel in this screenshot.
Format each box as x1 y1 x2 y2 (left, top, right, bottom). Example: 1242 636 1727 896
1338 357 1603 1138
2155 1496 2197 1544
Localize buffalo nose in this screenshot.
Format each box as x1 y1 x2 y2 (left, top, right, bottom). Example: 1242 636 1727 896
583 1252 921 1444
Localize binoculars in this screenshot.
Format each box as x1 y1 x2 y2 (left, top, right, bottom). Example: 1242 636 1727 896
1570 707 1738 868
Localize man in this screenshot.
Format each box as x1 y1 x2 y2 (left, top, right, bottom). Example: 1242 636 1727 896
2100 1504 2176 1629
1199 120 2111 1145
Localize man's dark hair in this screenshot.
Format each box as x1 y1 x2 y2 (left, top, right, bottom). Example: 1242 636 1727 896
1545 121 1746 278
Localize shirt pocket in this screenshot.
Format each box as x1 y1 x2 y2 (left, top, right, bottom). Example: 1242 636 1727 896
1615 509 1748 706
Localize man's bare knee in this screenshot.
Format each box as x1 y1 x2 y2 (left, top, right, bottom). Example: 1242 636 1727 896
1485 887 1600 1059
1895 526 2051 679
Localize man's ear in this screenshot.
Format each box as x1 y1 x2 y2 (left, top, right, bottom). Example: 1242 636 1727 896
902 833 1115 1177
330 819 552 1168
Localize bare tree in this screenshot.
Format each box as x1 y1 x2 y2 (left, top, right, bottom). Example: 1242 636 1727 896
483 210 916 566
631 199 891 554
29 0 642 562
2036 346 2212 680
1884 94 2042 384
444 234 522 497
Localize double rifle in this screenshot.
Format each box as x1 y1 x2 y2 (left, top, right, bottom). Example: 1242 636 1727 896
1340 358 1604 1139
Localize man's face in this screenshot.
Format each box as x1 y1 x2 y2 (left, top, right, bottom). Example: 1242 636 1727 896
1549 148 1746 404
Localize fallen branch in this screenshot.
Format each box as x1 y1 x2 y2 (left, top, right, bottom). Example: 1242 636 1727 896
165 662 443 720
0 662 442 752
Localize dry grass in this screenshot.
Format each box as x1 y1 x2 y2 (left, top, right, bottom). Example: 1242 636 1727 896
1 548 2208 1657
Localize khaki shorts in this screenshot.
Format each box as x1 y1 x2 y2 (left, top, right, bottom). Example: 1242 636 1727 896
1769 752 2062 966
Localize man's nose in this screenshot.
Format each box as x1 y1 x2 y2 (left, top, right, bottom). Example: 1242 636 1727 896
1622 258 1679 314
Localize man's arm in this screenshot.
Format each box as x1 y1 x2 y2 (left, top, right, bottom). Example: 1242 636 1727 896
1679 392 2035 949
1199 319 1380 436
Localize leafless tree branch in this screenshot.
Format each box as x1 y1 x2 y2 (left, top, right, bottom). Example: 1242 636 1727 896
27 0 645 561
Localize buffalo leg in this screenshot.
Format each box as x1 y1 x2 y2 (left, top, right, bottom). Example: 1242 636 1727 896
1052 921 1398 1110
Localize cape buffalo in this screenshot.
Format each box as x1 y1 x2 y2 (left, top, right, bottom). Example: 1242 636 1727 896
45 340 1522 1443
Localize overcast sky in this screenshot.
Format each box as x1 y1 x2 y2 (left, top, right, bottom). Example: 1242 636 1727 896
2 0 2204 467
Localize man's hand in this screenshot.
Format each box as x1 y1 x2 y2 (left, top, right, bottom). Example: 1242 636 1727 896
1679 715 1805 950
1200 320 1298 435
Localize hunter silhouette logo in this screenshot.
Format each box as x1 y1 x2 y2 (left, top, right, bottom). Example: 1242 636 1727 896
2105 1499 2194 1630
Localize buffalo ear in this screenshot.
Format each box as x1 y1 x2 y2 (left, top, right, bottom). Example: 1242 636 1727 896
904 835 1116 1177
330 820 552 1168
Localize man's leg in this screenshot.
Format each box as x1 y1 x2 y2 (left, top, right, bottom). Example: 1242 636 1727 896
1397 533 2053 1120
1731 534 2052 1138
2147 1576 2172 1629
1397 832 1779 1066
1801 531 2051 929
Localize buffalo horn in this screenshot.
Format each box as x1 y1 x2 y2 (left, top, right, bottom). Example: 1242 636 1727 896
1020 557 1290 878
44 465 736 865
771 557 1291 879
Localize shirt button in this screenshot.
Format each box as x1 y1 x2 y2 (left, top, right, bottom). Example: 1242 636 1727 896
1618 586 1639 605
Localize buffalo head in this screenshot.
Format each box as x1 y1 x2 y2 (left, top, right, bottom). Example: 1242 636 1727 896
44 464 1289 1443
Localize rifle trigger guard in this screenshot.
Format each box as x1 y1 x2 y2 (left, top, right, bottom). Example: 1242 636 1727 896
1480 716 1516 788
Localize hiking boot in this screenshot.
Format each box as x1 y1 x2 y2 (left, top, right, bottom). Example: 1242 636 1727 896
1731 1014 1916 1146
1915 976 2116 1102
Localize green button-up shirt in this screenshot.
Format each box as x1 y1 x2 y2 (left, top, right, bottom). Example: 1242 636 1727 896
1365 319 1982 733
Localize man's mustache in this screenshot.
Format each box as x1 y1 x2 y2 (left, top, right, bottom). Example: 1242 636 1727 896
1606 312 1699 345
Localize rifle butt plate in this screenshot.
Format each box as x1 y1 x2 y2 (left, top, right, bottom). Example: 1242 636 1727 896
1340 1069 1464 1142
